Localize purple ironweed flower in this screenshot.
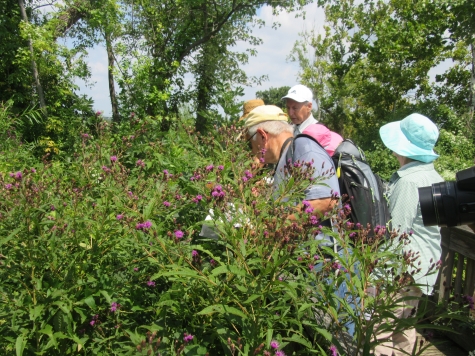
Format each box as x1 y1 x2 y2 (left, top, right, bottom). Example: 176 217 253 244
331 262 342 270
14 171 22 180
205 164 214 171
192 195 202 203
329 344 338 356
192 250 199 257
110 156 117 162
349 232 357 239
102 165 111 173
297 256 302 261
136 220 152 230
210 259 216 266
110 302 119 312
133 267 139 272
82 133 90 139
128 191 133 197
183 333 194 343
96 111 102 116
259 157 265 163
278 277 283 281
174 230 184 239
263 230 269 237
136 159 145 168
31 168 36 173
356 222 362 229
147 280 155 287
116 214 123 220
309 264 315 271
242 176 249 182
175 194 181 200
314 255 320 260
50 205 55 211
305 207 314 214
302 200 311 208
275 351 286 356
244 170 253 179
463 295 474 310
163 169 169 175
270 340 279 349
90 320 95 326
409 229 414 236
343 204 351 211
217 165 224 170
5 184 12 189
130 112 135 117
163 201 171 207
309 215 319 225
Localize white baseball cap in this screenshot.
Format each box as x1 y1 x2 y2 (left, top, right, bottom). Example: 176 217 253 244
281 84 313 103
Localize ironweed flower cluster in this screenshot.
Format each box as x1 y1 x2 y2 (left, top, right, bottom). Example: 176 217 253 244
136 220 152 230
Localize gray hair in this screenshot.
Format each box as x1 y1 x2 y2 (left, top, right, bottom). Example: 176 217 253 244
247 120 293 140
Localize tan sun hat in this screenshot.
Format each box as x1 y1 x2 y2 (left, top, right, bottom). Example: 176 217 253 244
239 99 265 121
243 105 289 128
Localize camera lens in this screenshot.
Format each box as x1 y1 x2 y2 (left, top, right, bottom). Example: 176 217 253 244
419 182 457 227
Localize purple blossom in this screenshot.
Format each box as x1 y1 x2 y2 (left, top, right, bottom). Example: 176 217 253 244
90 320 95 326
309 264 315 271
136 159 145 168
163 169 169 175
175 194 181 200
314 255 320 260
110 302 119 312
14 171 22 180
96 111 102 116
349 232 357 239
31 168 36 173
329 345 338 356
50 205 55 211
136 220 152 230
116 214 124 220
331 262 342 270
205 164 214 171
210 259 216 266
217 165 224 170
305 207 314 214
134 267 139 272
110 155 117 162
163 201 171 207
147 280 155 287
192 195 203 203
244 170 253 179
174 230 184 239
5 184 12 189
102 165 111 173
275 351 286 356
82 133 90 139
309 215 319 225
302 200 310 208
183 333 194 343
356 222 362 229
270 340 279 349
242 176 249 182
192 250 199 257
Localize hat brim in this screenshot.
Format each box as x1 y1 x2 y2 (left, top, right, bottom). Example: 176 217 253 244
281 94 307 103
379 121 439 163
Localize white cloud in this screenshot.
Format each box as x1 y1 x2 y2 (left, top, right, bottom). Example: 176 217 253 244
76 3 326 116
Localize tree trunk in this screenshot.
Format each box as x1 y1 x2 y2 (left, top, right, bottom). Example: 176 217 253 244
18 0 47 116
470 37 475 122
105 31 120 124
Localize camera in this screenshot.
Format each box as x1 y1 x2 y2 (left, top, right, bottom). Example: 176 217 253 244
418 167 475 227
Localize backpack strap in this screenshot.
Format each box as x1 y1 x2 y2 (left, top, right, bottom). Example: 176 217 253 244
285 133 332 165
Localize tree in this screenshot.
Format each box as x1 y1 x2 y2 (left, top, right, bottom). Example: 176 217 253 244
256 86 290 109
291 0 453 146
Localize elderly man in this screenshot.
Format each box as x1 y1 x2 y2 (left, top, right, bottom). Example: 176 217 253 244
282 84 317 136
244 105 339 216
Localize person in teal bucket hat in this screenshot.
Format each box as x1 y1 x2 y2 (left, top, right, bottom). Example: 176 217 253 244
374 113 444 356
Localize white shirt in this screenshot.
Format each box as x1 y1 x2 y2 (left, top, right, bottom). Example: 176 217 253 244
293 113 317 136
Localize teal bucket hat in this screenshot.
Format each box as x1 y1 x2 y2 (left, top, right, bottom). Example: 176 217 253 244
379 113 439 163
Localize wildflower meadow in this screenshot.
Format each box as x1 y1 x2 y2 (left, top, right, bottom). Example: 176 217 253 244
0 106 469 355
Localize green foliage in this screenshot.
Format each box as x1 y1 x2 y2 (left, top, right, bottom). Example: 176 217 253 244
255 86 290 109
0 105 466 355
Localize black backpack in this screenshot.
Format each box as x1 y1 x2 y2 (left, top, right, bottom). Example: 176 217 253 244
286 134 390 234
332 139 390 233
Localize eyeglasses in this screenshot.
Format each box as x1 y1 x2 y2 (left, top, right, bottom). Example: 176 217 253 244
246 132 257 150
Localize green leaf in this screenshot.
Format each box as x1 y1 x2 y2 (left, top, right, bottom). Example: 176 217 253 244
211 265 248 277
83 296 96 309
15 335 26 356
197 304 247 319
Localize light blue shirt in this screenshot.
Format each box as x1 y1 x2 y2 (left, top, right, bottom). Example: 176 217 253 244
293 113 317 136
387 161 444 293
